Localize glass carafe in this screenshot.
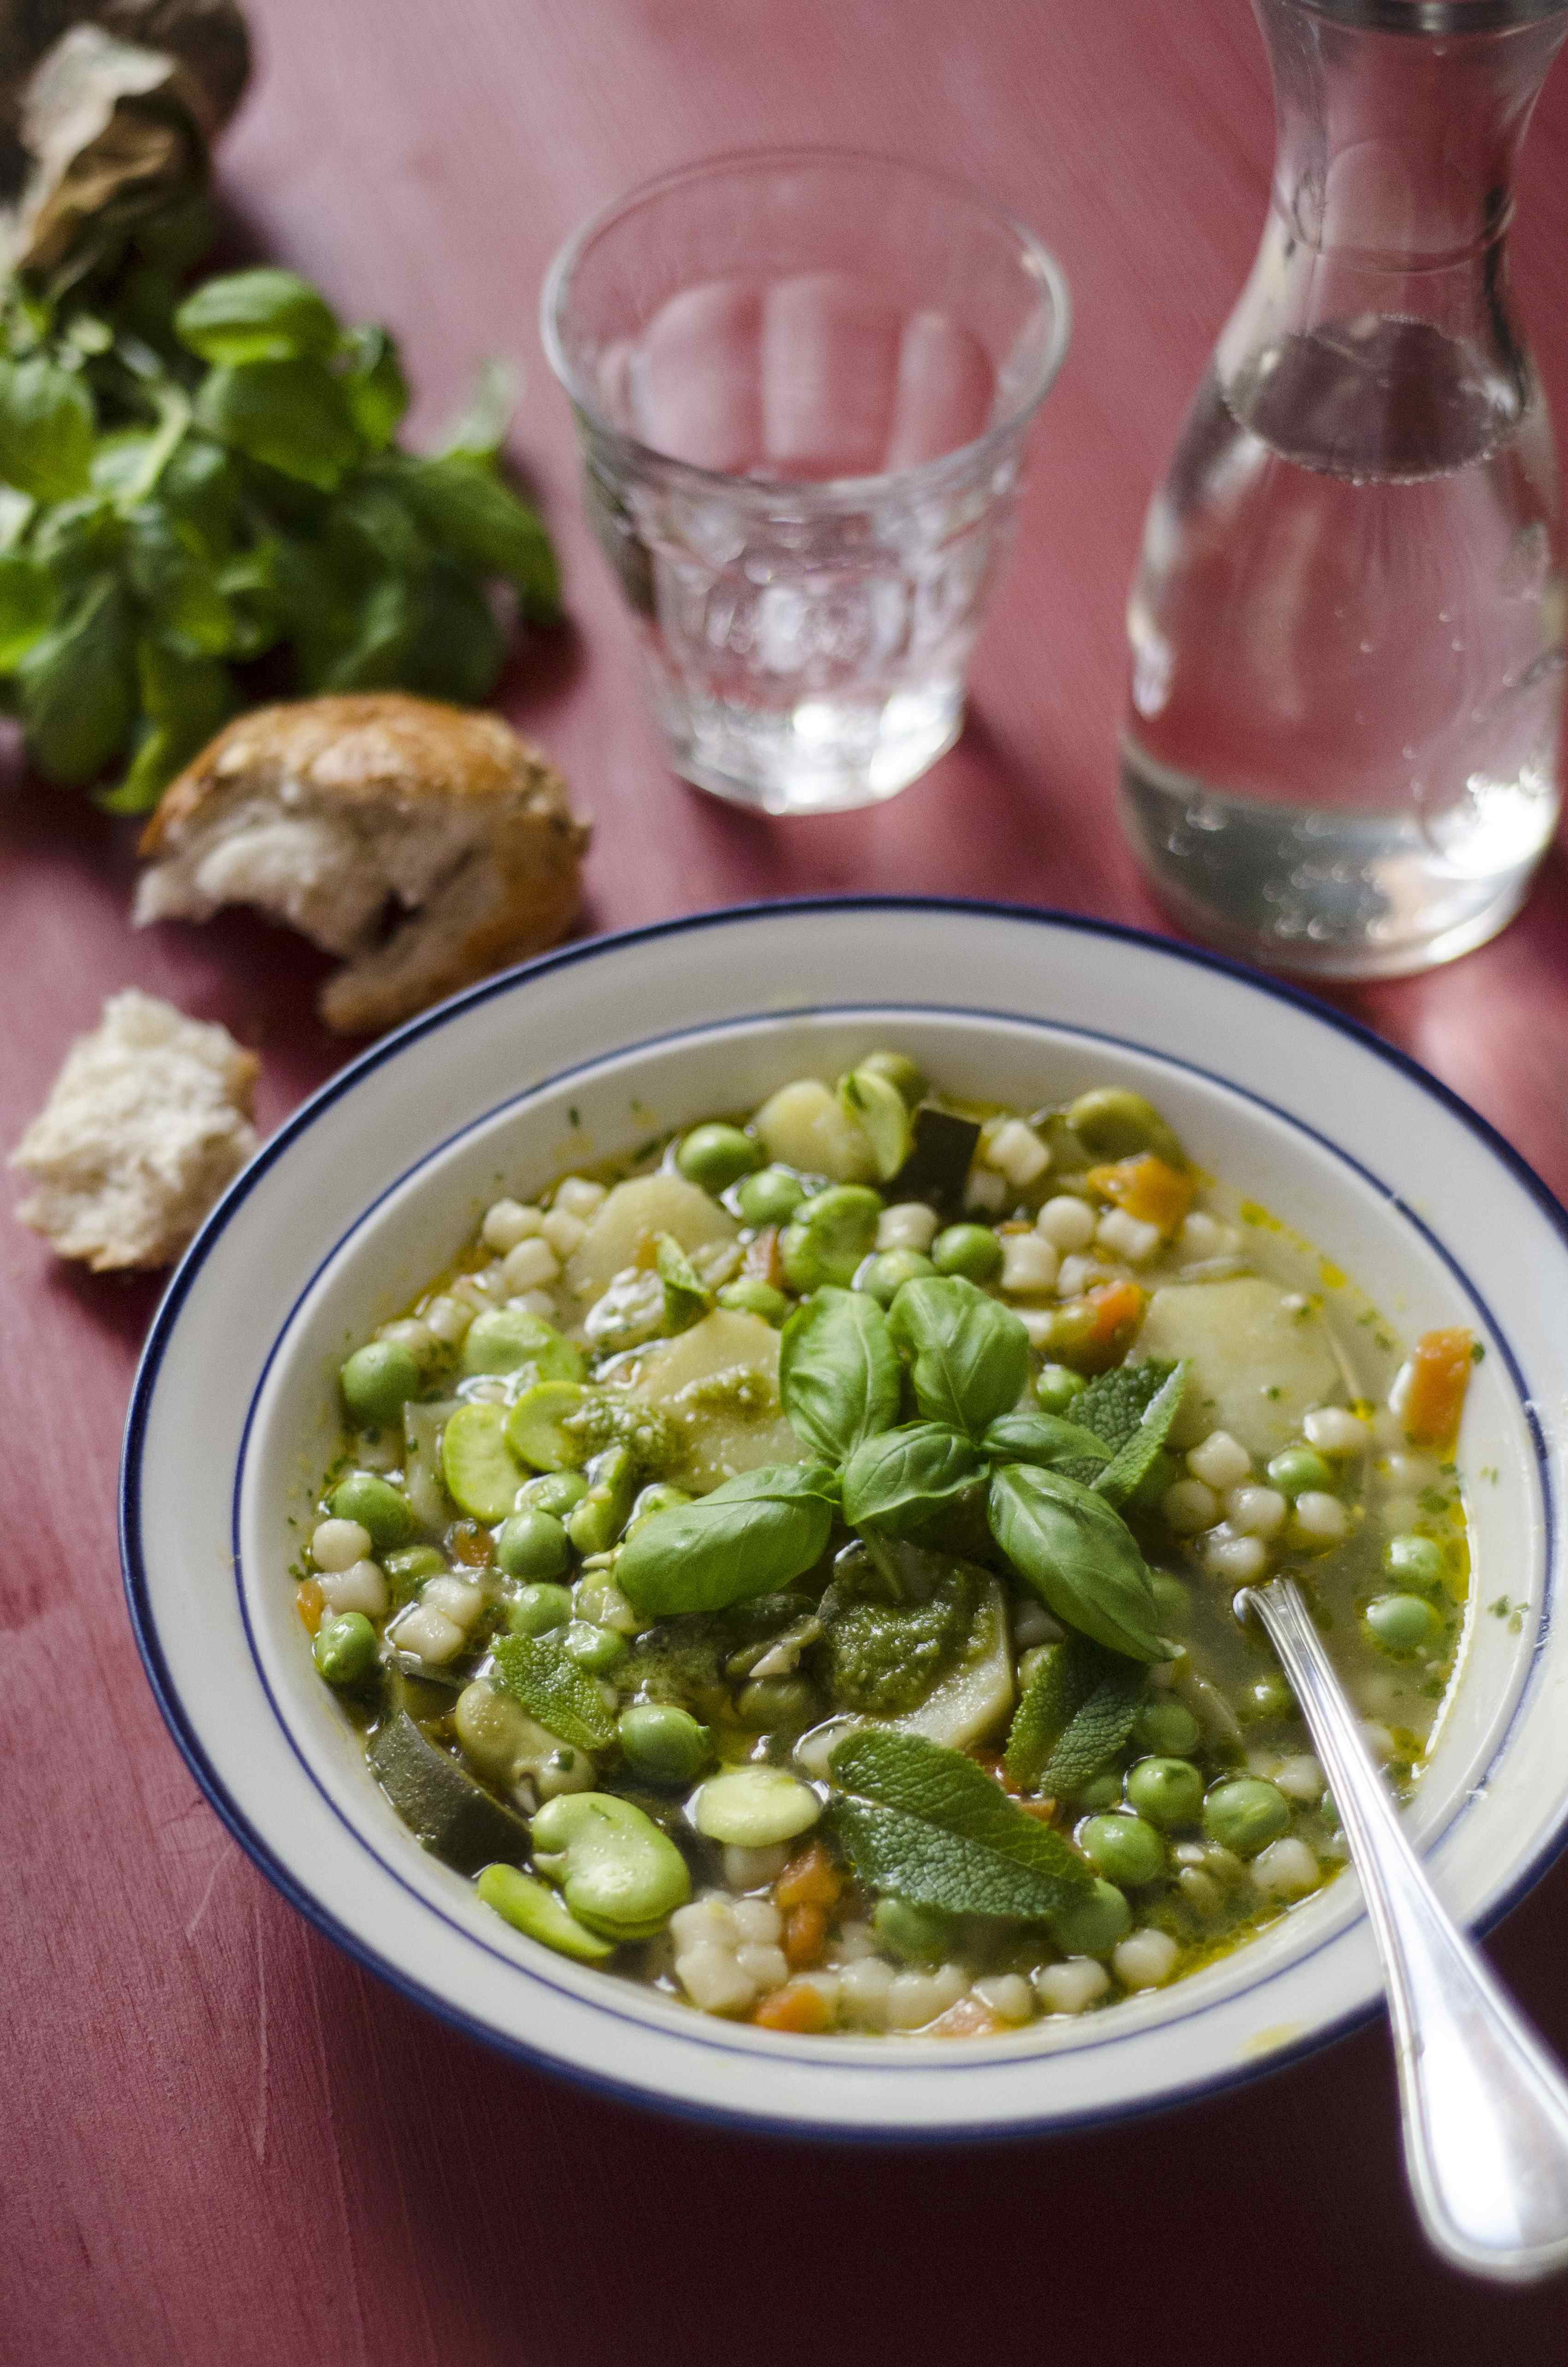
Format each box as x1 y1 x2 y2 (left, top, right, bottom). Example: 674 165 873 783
1122 0 1568 978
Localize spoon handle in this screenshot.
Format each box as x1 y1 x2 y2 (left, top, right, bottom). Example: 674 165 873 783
1241 1576 1568 2284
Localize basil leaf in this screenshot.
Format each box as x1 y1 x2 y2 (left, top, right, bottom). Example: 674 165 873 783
987 1463 1165 1661
196 357 364 490
489 1634 617 1752
828 1728 1093 1921
615 1463 838 1617
779 1287 901 1462
99 642 233 813
1006 1636 1147 1794
0 552 53 670
340 324 410 448
0 355 94 501
437 357 516 461
126 506 235 657
175 268 342 367
840 1422 984 1540
1093 1360 1191 1509
17 577 135 783
983 1410 1113 1470
887 1275 1030 1438
391 454 561 621
318 562 506 703
656 1231 711 1332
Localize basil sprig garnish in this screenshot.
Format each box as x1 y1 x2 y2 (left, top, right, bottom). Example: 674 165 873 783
614 1463 839 1617
779 1286 902 1461
840 1422 985 1540
987 1464 1166 1661
981 1409 1113 1470
886 1276 1029 1438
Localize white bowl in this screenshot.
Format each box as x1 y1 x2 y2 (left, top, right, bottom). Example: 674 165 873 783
122 899 1568 2137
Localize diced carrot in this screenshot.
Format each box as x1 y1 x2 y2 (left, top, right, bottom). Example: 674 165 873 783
743 1227 785 1288
774 1839 843 1911
1403 1327 1474 1452
924 1996 1004 2040
784 1903 828 1970
1089 1155 1195 1234
296 1578 326 1636
753 1982 833 2034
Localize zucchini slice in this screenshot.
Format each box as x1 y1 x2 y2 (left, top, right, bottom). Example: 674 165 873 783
368 1708 532 1874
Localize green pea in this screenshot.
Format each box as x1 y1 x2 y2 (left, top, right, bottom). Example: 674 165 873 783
1125 1755 1205 1829
328 1472 415 1549
1035 1363 1088 1416
931 1224 1004 1284
462 1307 584 1382
716 1278 791 1324
531 1792 692 1939
1065 1088 1186 1166
1078 1812 1167 1886
873 1896 959 1965
617 1703 712 1784
780 1184 882 1292
563 1619 628 1674
382 1543 446 1601
1241 1673 1294 1721
1203 1777 1291 1857
677 1123 763 1194
736 1165 808 1227
1133 1697 1200 1754
1148 1571 1192 1632
856 1248 936 1307
519 1470 589 1518
567 1444 636 1556
627 1481 694 1533
1366 1592 1443 1653
1266 1445 1334 1499
475 1863 615 1962
858 1049 928 1109
506 1582 574 1636
1050 1877 1133 1958
313 1611 377 1685
689 1766 822 1847
1070 1771 1124 1811
494 1507 571 1581
340 1340 421 1428
1385 1533 1446 1592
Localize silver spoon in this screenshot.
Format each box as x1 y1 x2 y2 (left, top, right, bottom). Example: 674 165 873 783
1239 1576 1568 2284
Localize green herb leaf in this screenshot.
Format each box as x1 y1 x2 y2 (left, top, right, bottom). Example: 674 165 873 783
837 1066 911 1180
390 453 560 621
1072 1358 1180 1454
887 1275 1029 1438
1092 1360 1191 1509
840 1422 984 1540
827 1728 1094 1920
175 268 342 367
16 576 135 783
489 1634 617 1752
988 1463 1165 1661
125 505 235 657
615 1463 838 1618
656 1231 711 1332
779 1286 902 1462
98 641 233 812
1006 1635 1147 1793
195 357 364 490
0 355 94 501
437 357 516 460
983 1409 1113 1470
0 551 54 670
339 323 410 448
316 562 506 703
1039 1656 1147 1794
1005 1638 1094 1788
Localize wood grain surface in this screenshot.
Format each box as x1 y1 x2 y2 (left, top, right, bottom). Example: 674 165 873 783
5 1 1568 2359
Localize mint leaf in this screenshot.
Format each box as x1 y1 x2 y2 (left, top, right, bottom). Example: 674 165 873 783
887 1276 1029 1438
489 1634 617 1751
828 1728 1093 1920
614 1462 838 1617
779 1286 901 1462
988 1464 1165 1661
1093 1360 1191 1509
840 1422 983 1540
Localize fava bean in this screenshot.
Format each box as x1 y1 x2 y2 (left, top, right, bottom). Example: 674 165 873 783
519 1470 589 1518
340 1341 420 1428
328 1472 415 1549
780 1185 883 1292
716 1278 790 1324
858 1049 928 1108
532 1791 692 1938
689 1766 822 1848
494 1507 571 1581
462 1307 584 1382
617 1703 711 1784
930 1223 1003 1284
1203 1777 1291 1857
1065 1089 1186 1167
567 1445 637 1556
475 1863 615 1962
856 1248 935 1307
313 1611 376 1685
735 1165 808 1228
677 1123 763 1194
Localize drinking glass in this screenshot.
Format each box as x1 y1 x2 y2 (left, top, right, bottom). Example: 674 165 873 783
542 150 1069 815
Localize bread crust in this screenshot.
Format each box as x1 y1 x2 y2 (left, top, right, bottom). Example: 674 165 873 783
137 693 590 1033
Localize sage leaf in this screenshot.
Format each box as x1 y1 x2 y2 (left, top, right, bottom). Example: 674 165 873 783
827 1728 1093 1920
615 1462 838 1617
656 1231 711 1332
175 268 342 367
489 1634 617 1752
195 356 364 490
1039 1657 1147 1794
1072 1357 1181 1454
840 1422 984 1540
0 355 94 502
1006 1635 1147 1792
887 1275 1029 1438
779 1286 901 1462
988 1463 1165 1661
1092 1360 1191 1509
1005 1638 1094 1788
983 1409 1113 1470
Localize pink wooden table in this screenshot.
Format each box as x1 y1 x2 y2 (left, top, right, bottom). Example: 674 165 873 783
6 2 1568 2357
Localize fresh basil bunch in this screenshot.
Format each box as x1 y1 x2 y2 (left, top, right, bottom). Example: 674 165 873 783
0 256 559 808
615 1273 1188 1666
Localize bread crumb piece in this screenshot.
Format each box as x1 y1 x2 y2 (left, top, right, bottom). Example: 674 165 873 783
10 990 259 1270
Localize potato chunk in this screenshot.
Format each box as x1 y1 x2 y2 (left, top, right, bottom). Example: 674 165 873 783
753 1079 876 1182
563 1173 738 1306
1137 1277 1343 1460
624 1309 804 1491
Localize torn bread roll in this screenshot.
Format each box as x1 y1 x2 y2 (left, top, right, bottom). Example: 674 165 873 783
134 694 590 1034
11 989 259 1270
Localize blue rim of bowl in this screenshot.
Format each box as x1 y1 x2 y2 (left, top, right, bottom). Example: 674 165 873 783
119 895 1568 2142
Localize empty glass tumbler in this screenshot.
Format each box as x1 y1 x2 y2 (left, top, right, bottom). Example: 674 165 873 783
542 151 1069 815
1122 0 1568 978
